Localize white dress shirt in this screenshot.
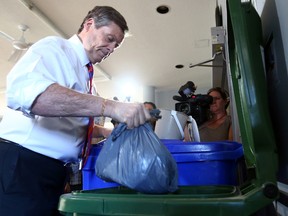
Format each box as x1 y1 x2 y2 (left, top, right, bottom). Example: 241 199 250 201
0 35 93 163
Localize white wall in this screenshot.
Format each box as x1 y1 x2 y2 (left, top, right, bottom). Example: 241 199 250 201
96 78 150 103
155 90 177 110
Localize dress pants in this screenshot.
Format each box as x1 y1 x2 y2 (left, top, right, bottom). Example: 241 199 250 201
0 140 67 216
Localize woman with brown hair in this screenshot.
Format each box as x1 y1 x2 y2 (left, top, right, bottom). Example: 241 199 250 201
199 87 233 142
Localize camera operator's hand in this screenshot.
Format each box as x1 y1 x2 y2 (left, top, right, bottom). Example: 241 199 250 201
104 100 151 129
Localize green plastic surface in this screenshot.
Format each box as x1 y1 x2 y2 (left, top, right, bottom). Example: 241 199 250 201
58 185 274 216
227 0 278 185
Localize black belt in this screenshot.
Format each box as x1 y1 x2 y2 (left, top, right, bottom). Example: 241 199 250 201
0 137 20 145
0 137 73 167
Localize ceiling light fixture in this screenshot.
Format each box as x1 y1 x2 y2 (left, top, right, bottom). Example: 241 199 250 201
156 5 170 14
175 64 184 69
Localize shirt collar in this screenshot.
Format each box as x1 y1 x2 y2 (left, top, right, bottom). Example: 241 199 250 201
68 34 90 67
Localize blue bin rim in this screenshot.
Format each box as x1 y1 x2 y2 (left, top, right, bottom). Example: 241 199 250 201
161 140 242 152
86 140 243 165
162 140 243 161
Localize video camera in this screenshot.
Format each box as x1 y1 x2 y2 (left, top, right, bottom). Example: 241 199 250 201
173 81 213 125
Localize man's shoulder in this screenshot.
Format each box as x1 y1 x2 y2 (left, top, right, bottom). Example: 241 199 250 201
36 36 68 46
31 36 74 54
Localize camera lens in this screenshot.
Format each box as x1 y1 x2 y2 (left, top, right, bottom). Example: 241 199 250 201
179 103 190 115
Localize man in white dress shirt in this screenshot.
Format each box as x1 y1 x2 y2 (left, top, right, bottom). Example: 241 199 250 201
0 6 150 216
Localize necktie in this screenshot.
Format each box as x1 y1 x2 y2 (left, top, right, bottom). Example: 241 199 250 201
86 62 94 94
81 62 94 168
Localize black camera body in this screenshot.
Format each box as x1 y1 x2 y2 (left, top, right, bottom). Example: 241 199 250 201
173 82 213 126
175 95 212 125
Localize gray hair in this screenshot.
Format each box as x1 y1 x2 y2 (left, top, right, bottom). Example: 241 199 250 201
77 6 129 34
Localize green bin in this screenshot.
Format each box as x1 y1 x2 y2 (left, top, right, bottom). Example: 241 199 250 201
59 186 242 216
58 184 276 216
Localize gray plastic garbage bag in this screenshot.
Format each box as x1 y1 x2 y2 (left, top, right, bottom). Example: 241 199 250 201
95 122 178 194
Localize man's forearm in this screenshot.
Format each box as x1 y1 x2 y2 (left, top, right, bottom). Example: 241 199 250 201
31 83 104 117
